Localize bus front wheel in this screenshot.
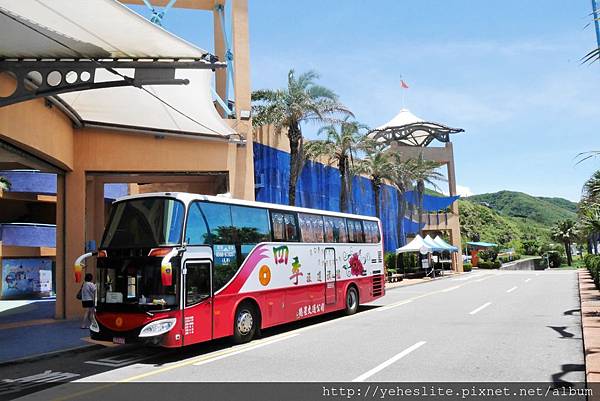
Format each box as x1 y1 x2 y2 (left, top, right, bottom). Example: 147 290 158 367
233 302 259 344
344 286 359 315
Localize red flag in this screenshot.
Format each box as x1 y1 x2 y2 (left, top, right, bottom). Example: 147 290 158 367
400 80 409 89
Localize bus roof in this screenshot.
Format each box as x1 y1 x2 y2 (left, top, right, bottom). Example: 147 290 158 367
114 192 381 222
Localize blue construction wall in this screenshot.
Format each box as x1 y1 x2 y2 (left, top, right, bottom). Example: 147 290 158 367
254 142 421 252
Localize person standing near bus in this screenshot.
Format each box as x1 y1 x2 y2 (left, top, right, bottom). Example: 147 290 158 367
81 273 96 329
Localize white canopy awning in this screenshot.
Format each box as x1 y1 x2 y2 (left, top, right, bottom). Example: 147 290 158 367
59 69 235 139
432 235 458 252
397 235 431 254
0 0 233 139
375 108 423 131
0 0 208 59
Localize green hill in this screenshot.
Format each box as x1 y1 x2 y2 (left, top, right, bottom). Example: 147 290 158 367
466 191 577 226
458 199 551 250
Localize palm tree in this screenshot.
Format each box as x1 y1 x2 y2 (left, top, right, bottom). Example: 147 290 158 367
551 219 577 266
304 117 367 213
252 70 352 206
352 140 394 219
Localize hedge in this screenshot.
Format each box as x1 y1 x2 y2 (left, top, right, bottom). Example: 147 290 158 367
463 263 472 272
478 260 501 269
586 254 600 289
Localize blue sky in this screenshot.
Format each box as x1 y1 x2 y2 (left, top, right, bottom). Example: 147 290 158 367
132 1 600 202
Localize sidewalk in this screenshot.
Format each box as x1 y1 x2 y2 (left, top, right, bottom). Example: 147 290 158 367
385 270 461 290
0 299 95 364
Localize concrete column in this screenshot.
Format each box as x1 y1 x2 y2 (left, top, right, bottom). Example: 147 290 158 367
64 169 86 318
445 142 464 272
231 0 255 200
213 0 227 116
55 174 66 319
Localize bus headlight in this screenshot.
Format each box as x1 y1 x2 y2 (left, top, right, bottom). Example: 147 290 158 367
90 314 100 333
139 318 177 338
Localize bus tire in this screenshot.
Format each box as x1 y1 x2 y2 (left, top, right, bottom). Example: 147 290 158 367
233 302 259 344
344 286 359 315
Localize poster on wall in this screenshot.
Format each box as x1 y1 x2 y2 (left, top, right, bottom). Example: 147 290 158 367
1 258 53 299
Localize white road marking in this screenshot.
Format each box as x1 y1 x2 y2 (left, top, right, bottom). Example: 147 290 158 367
352 341 426 382
442 285 461 292
376 299 413 312
506 286 518 293
85 352 154 367
469 302 492 315
192 333 299 366
525 278 532 283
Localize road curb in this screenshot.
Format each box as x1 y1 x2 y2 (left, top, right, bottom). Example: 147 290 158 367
0 343 102 367
577 268 598 385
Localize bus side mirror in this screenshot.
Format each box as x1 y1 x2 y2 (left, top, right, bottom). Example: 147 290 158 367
86 240 97 253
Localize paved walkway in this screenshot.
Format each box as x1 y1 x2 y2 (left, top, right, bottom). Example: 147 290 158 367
0 299 93 364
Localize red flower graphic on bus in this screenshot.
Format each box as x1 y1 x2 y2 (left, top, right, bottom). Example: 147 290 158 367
349 253 364 276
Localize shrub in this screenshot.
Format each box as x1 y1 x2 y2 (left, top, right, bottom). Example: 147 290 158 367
463 263 472 272
478 260 501 269
513 253 521 261
547 251 563 268
586 255 600 289
494 260 501 269
384 252 397 270
479 248 499 262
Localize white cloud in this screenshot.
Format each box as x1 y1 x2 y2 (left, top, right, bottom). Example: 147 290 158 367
444 185 474 197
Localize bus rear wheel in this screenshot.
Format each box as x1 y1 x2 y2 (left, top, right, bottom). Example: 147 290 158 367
233 302 259 344
344 286 359 315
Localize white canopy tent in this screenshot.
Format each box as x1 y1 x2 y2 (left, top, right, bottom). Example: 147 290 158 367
433 235 458 252
0 0 233 139
396 234 440 254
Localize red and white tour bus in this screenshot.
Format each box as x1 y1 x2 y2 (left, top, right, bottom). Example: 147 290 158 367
75 192 385 347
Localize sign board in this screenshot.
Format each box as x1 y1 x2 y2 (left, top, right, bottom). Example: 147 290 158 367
214 244 236 266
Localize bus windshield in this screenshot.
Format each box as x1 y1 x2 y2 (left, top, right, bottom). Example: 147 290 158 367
102 197 184 249
97 257 178 311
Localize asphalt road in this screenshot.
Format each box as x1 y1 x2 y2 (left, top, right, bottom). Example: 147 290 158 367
0 270 584 400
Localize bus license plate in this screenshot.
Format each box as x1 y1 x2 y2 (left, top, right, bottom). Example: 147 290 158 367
112 337 125 345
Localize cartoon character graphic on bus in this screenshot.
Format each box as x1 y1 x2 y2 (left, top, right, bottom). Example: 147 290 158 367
289 256 303 285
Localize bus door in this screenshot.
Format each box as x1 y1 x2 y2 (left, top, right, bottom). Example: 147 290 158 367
181 258 213 345
324 247 336 304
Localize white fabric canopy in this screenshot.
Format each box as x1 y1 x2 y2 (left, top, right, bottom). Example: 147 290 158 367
423 235 445 252
60 69 235 138
397 234 433 254
374 108 423 131
0 0 233 138
433 235 458 252
0 0 208 59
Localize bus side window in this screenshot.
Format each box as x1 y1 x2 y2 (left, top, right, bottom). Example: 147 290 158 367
336 218 348 243
199 203 237 293
272 213 285 241
313 215 325 243
185 262 211 306
231 205 270 262
353 220 365 243
185 202 210 245
323 217 335 243
347 219 355 243
284 213 299 241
